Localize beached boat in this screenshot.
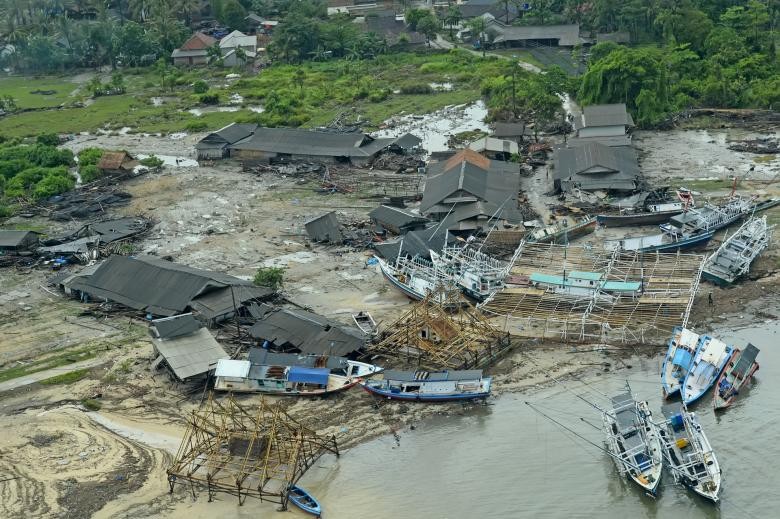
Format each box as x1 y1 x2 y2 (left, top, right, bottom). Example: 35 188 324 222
659 404 721 502
213 359 360 396
288 486 321 517
597 202 685 228
430 245 506 301
682 335 733 406
714 343 760 410
526 216 597 244
352 311 378 335
361 369 491 402
661 196 753 236
376 256 446 301
603 390 663 494
247 349 382 379
702 216 773 286
606 230 714 254
661 327 702 399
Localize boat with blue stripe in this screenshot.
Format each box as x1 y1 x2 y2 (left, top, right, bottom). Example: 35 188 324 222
361 369 492 402
607 230 714 254
288 485 321 517
661 327 702 399
682 335 733 406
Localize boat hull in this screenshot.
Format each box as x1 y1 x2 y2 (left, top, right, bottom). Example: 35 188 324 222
215 379 359 396
640 231 714 253
597 210 682 227
683 337 733 406
714 348 760 410
530 218 596 244
378 259 425 300
289 486 322 516
360 382 490 402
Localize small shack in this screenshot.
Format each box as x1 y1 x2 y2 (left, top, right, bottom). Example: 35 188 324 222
492 122 530 142
304 212 343 243
467 137 520 161
149 314 229 382
0 230 40 254
368 205 429 235
97 151 138 175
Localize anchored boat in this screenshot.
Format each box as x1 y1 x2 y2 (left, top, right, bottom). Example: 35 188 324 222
661 327 702 399
714 343 760 410
288 485 322 517
597 202 686 228
361 369 491 402
659 404 721 502
603 390 663 494
702 216 774 286
682 335 733 406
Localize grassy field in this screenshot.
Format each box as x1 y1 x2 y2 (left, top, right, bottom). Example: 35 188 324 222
0 50 517 138
39 367 91 385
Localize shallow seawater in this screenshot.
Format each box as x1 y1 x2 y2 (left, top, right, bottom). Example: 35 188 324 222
298 320 780 518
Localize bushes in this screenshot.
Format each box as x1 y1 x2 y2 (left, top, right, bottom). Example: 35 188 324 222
185 119 209 131
36 133 60 146
80 164 101 183
192 80 209 94
140 155 164 168
199 92 220 105
399 82 433 95
0 143 76 202
78 147 105 183
253 266 284 290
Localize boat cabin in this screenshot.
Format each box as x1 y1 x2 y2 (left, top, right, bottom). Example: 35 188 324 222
530 271 641 297
381 370 484 394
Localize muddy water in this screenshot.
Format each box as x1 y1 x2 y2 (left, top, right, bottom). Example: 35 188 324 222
299 320 780 518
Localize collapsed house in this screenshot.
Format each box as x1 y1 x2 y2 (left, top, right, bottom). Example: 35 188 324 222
366 288 510 370
38 217 152 261
248 303 366 357
195 123 258 159
373 222 458 261
304 211 344 243
0 230 40 254
167 394 339 507
97 151 138 175
368 205 429 235
570 103 634 147
149 314 229 383
62 255 273 322
467 137 520 161
421 149 524 231
553 142 640 193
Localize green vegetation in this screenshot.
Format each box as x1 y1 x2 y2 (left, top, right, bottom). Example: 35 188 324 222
39 368 90 385
81 398 102 411
254 266 285 291
0 142 74 213
0 345 96 383
77 147 105 183
140 155 164 168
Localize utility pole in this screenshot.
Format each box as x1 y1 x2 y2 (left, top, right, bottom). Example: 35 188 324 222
511 55 518 119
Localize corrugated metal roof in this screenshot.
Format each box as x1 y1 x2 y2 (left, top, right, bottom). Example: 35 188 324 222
581 104 634 127
219 30 256 49
230 127 394 158
0 230 38 247
189 285 274 320
304 212 343 243
180 32 216 51
383 370 484 382
492 122 530 138
553 142 639 191
248 303 365 356
150 313 201 339
369 205 428 230
65 255 249 316
486 18 582 46
153 328 228 380
196 123 258 149
215 359 251 378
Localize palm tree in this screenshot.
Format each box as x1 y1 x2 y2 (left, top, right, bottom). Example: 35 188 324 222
206 43 223 65
234 46 248 69
175 0 200 28
444 6 462 39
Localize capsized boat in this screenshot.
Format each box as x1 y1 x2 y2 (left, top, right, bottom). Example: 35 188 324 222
702 216 774 286
714 343 760 410
526 216 596 244
661 327 702 398
659 404 721 502
213 359 360 396
360 369 491 402
682 335 733 406
288 485 322 517
603 390 663 494
352 311 378 335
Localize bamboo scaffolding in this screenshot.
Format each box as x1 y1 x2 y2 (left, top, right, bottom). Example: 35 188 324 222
167 393 338 508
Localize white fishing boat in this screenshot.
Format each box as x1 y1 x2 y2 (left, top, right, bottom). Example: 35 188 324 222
213 359 359 396
659 404 721 502
661 327 702 399
702 216 774 286
376 256 445 301
714 343 760 410
430 245 506 301
661 196 754 236
682 335 733 406
352 311 378 335
603 390 663 494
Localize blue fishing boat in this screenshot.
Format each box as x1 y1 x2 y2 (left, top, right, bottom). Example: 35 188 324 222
607 230 714 254
682 335 733 406
288 485 321 517
361 369 491 402
661 327 702 398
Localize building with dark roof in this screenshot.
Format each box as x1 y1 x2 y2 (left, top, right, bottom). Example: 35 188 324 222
229 127 404 165
63 255 269 321
553 142 640 193
196 123 258 159
491 122 531 141
484 16 582 47
571 103 634 147
150 314 228 382
362 12 426 45
0 230 40 253
369 205 429 234
373 223 457 260
420 149 523 231
304 212 344 243
458 0 520 23
248 303 366 357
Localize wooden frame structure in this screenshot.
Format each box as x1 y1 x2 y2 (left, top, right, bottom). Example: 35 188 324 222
167 393 338 508
480 242 705 344
366 287 511 370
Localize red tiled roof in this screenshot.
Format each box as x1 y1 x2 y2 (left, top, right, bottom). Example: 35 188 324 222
180 32 217 51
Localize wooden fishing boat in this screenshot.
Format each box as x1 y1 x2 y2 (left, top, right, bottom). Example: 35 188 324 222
682 335 733 406
247 348 382 379
352 311 378 335
361 369 491 402
288 485 322 517
714 343 760 410
526 216 596 244
661 196 753 236
661 327 702 399
702 216 773 286
659 404 721 502
376 256 441 301
597 202 684 228
603 390 663 494
430 245 506 301
606 230 714 254
213 359 360 396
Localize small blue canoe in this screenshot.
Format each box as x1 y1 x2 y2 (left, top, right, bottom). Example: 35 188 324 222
289 485 321 517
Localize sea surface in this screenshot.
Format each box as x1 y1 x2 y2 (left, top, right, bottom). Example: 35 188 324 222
300 320 780 518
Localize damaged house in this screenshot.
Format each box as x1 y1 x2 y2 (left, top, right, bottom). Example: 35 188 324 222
63 255 273 323
248 303 366 357
369 205 429 235
304 212 344 243
97 151 138 175
0 230 40 254
570 103 634 147
553 142 640 193
195 123 258 159
373 223 457 261
420 149 523 231
149 313 229 383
